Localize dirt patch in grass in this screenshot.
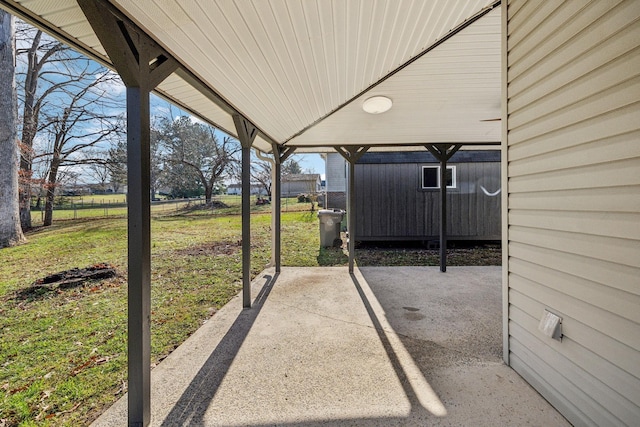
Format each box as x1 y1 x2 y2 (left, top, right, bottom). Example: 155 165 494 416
173 240 241 256
178 200 229 212
12 263 119 302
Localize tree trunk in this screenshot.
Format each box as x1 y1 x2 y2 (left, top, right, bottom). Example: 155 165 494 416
19 180 32 229
19 80 36 230
18 32 42 231
0 10 26 247
43 159 60 226
205 185 213 205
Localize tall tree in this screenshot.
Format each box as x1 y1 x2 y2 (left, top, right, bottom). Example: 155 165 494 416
157 116 239 204
251 158 273 198
86 150 111 193
35 70 123 225
15 24 67 230
107 138 127 193
149 126 166 200
0 10 26 247
282 158 302 175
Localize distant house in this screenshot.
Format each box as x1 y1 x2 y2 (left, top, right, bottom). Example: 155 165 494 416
58 182 123 195
281 173 321 197
325 150 501 241
226 183 268 196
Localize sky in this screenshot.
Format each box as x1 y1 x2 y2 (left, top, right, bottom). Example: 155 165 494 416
296 154 325 177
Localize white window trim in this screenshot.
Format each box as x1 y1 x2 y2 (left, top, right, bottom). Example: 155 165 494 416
421 165 456 189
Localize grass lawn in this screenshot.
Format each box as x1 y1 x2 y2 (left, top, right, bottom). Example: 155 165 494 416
0 205 343 426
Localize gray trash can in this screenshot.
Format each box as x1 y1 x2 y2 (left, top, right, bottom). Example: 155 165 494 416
318 209 344 247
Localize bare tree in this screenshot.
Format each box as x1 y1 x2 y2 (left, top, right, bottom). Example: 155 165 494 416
305 174 320 212
157 116 239 204
34 70 123 225
86 150 111 192
15 23 68 229
149 126 166 200
14 22 124 228
0 10 26 247
244 154 305 200
251 157 273 198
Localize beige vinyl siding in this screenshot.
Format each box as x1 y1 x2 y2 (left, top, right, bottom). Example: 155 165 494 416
505 1 640 426
326 153 346 192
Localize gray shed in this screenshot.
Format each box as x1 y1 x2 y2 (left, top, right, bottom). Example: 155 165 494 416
355 150 501 241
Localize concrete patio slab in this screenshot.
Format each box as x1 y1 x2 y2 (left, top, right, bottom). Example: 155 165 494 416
92 266 570 426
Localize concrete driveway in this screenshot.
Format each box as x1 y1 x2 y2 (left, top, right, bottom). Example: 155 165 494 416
92 266 570 426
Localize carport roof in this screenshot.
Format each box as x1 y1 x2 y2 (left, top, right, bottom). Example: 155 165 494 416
1 0 502 153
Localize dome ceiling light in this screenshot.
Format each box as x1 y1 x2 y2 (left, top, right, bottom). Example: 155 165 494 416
362 96 393 114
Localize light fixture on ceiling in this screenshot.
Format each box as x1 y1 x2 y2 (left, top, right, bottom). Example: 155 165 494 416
362 96 392 114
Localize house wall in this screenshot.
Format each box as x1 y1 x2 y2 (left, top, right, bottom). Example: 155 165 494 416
326 192 346 211
504 1 640 426
354 153 501 241
325 153 346 192
325 153 347 210
227 185 267 196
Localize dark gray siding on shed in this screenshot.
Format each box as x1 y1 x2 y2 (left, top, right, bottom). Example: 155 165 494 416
354 151 501 241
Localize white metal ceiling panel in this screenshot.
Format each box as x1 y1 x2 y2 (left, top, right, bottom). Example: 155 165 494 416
155 73 242 143
17 0 107 55
287 8 502 148
3 0 500 152
112 0 497 142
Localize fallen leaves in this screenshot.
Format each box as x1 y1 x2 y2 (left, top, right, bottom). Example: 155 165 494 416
70 354 115 376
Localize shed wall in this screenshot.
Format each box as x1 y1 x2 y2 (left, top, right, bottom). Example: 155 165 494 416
505 1 640 425
354 160 501 240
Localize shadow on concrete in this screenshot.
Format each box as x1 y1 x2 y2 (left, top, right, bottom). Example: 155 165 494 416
159 273 278 426
348 272 437 419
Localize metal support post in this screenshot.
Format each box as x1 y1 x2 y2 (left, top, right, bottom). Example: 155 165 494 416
439 155 448 272
255 148 279 271
268 145 296 273
425 144 461 273
78 2 178 424
126 86 151 426
242 144 251 306
348 159 356 272
335 146 369 274
234 115 258 308
272 154 281 272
